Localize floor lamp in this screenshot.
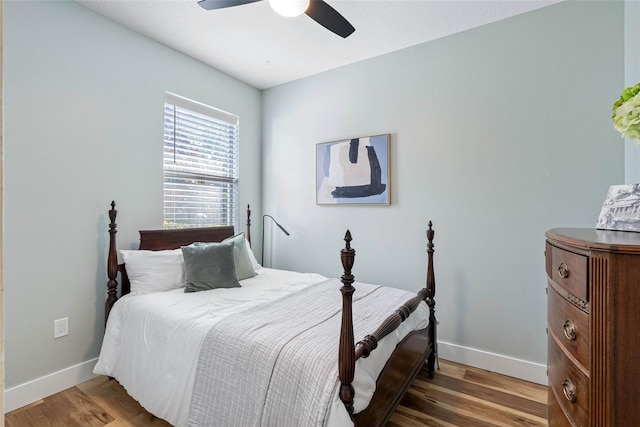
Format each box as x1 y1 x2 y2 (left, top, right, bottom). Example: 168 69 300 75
262 214 290 266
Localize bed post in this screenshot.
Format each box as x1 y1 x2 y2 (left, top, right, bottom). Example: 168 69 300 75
106 201 119 326
338 230 356 418
246 204 252 246
426 221 438 377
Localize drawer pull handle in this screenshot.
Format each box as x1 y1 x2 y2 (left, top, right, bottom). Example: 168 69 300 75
557 263 570 279
563 320 577 340
562 379 577 403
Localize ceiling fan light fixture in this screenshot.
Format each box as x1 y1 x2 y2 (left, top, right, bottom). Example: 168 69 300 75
268 0 310 17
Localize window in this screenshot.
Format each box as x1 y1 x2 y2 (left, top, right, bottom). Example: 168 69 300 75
163 93 239 229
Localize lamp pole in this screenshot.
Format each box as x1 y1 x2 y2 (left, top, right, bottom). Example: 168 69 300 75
261 214 290 267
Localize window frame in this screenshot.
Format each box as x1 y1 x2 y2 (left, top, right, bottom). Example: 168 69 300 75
163 92 239 229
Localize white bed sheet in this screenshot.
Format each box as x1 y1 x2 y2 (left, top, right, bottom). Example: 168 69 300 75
93 267 429 426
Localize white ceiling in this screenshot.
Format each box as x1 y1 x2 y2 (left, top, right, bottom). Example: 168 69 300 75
76 0 561 89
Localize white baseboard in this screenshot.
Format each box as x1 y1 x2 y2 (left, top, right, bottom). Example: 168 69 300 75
438 341 548 385
4 358 98 413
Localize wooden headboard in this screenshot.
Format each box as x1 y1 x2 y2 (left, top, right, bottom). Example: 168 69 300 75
105 201 251 323
138 227 235 251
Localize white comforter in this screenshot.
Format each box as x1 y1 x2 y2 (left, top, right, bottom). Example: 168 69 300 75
93 268 429 426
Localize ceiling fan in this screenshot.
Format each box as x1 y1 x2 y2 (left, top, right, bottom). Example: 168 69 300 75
198 0 356 38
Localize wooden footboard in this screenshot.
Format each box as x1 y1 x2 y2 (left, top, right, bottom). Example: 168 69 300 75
338 223 437 426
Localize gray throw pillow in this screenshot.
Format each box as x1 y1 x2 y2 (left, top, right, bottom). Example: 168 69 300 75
222 233 257 281
182 242 240 293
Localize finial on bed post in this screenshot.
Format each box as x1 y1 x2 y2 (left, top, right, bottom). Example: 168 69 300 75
106 201 119 326
338 230 356 418
246 204 252 246
341 230 354 277
425 221 438 377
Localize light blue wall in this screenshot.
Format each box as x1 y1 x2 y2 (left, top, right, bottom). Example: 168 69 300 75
3 0 262 388
262 1 624 373
624 0 640 183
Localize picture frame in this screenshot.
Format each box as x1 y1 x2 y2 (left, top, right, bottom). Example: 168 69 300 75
596 184 640 232
316 134 390 205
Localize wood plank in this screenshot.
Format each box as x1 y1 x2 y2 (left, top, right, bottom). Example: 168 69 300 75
76 377 151 421
462 367 547 403
390 393 505 427
389 360 548 427
44 387 114 426
403 385 545 426
5 387 113 427
427 367 547 419
388 406 458 427
436 360 547 403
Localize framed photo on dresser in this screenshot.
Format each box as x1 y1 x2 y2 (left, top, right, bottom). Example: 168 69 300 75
596 184 640 232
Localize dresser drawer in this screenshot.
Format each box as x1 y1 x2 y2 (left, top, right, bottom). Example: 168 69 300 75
546 242 588 301
548 337 589 425
548 388 573 427
548 287 589 370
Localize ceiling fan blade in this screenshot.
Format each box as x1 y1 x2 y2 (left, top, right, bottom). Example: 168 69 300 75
198 0 262 11
305 0 355 38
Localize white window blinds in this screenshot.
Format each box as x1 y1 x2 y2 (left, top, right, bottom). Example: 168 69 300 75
163 93 239 229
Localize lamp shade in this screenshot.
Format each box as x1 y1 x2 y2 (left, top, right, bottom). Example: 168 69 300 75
268 0 309 17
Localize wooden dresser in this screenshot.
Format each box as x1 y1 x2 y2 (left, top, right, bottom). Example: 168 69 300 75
545 228 640 426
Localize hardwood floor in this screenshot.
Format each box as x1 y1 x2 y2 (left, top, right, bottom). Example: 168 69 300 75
5 359 547 427
388 360 547 427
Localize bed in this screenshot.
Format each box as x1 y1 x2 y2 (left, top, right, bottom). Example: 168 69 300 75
94 201 438 426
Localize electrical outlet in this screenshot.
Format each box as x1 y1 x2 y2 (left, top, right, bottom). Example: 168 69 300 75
54 317 68 339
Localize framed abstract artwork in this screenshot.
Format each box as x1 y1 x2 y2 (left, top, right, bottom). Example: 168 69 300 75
316 134 390 205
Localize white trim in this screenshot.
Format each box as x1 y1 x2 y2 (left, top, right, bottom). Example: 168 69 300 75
438 341 547 385
164 91 239 125
4 358 98 413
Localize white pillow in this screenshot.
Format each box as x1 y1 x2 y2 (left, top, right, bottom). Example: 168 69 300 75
120 249 185 294
245 238 262 271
